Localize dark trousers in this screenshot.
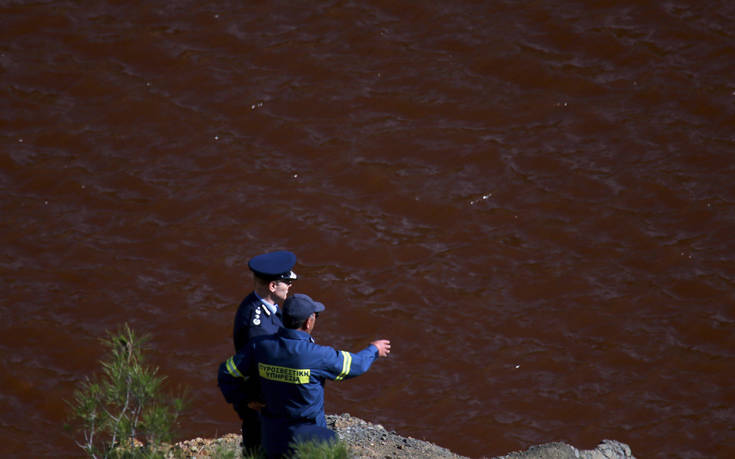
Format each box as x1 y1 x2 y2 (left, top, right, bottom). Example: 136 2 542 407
234 403 262 452
261 417 337 458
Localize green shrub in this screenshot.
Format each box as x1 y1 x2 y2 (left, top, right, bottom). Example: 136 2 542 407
235 439 349 459
67 323 188 458
289 439 350 459
212 445 238 459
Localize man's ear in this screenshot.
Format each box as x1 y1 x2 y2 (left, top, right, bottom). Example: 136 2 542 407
304 314 315 331
268 280 278 292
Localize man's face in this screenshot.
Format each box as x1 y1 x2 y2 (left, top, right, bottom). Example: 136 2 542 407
271 279 292 303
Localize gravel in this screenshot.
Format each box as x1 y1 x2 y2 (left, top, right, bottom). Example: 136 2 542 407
326 413 466 458
166 413 465 458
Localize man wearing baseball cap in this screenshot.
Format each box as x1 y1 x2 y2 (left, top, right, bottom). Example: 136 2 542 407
219 293 391 458
231 250 298 453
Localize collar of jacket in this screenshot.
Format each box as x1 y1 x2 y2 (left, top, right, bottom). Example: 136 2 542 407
252 291 277 316
278 327 311 340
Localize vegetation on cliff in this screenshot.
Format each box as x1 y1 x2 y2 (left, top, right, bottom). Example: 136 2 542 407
66 324 188 458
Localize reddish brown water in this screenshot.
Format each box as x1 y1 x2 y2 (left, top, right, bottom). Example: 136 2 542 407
2 1 734 458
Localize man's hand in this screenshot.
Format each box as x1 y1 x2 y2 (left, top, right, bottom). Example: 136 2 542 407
371 339 391 357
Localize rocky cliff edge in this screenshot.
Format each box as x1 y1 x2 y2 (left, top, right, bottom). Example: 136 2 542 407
167 413 636 458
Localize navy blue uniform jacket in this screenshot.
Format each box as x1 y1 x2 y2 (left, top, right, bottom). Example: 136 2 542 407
233 292 283 353
219 327 379 427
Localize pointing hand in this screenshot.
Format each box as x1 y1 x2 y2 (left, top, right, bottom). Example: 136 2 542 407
371 339 391 357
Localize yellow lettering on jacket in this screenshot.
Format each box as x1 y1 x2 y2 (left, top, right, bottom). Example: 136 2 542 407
258 363 310 384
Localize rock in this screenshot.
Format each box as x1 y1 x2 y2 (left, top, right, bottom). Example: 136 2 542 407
494 439 636 459
326 413 465 458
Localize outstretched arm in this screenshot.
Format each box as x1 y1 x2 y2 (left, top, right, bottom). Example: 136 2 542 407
326 339 391 381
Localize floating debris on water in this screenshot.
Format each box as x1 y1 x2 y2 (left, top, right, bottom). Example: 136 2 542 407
469 193 492 205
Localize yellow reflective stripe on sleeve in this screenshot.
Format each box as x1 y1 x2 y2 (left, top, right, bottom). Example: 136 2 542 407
226 356 246 379
336 350 352 381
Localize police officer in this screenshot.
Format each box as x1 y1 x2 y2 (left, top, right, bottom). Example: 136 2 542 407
231 250 297 453
218 293 391 458
234 250 297 352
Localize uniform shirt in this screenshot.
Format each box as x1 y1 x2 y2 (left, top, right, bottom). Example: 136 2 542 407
219 327 379 426
233 291 283 353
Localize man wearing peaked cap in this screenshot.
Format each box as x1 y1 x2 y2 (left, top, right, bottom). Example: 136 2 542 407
235 250 298 351
231 250 297 454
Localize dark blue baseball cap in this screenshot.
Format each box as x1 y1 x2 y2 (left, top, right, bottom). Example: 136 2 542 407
248 250 298 281
283 293 325 322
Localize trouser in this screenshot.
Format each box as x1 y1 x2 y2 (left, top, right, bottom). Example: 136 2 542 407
261 416 337 458
234 402 262 452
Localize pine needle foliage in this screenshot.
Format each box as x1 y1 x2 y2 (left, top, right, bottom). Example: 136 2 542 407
67 323 188 458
